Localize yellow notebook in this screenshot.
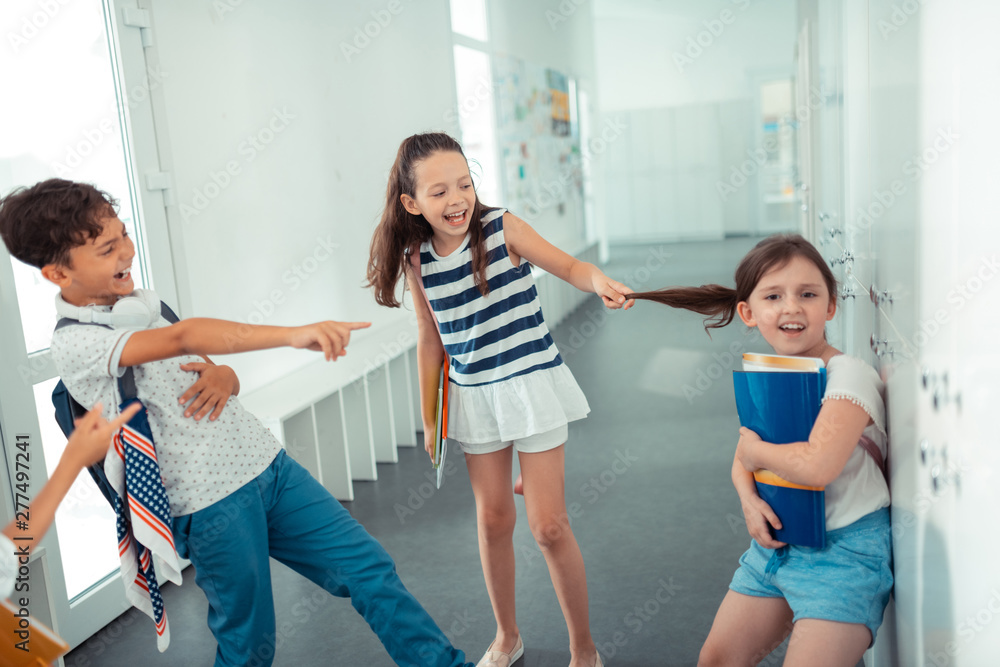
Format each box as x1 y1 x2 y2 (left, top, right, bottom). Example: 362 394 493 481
432 356 450 488
0 598 69 666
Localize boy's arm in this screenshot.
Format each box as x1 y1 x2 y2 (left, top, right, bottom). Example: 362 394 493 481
2 403 141 545
118 318 371 368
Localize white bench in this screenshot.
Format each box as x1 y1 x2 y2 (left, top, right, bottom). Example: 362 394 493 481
240 242 600 501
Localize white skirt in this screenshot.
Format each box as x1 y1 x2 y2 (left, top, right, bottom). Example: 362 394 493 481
446 363 591 444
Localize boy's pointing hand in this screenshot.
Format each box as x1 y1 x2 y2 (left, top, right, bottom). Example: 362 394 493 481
290 321 372 361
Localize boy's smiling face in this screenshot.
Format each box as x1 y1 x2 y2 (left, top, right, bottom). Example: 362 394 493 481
736 255 836 359
43 215 136 306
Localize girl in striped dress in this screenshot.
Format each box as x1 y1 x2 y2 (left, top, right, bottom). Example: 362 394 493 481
367 133 633 667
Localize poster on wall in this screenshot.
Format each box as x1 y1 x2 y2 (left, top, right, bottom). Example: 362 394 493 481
493 54 582 230
547 69 570 137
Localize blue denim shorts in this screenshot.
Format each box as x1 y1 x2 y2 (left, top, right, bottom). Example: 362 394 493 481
729 507 893 645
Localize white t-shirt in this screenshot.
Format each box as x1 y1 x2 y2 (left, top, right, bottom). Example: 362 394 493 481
821 355 891 530
50 304 282 517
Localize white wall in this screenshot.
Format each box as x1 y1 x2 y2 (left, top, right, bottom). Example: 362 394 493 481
590 0 796 241
593 0 796 111
140 0 596 393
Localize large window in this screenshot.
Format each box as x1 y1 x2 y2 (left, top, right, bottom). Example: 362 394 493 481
449 0 502 206
0 0 152 603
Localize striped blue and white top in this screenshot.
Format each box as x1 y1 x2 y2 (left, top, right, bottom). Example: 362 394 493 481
419 208 563 388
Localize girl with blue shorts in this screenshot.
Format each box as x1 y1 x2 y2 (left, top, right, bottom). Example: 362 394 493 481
630 235 892 666
367 133 634 667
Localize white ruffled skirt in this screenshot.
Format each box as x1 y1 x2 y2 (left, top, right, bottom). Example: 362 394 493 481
446 363 590 444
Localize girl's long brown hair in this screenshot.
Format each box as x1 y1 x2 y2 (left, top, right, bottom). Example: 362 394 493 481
367 133 490 307
629 234 837 332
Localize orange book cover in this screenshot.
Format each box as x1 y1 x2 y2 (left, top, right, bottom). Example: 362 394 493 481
0 598 69 666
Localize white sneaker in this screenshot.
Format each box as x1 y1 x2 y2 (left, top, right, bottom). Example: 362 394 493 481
476 635 524 667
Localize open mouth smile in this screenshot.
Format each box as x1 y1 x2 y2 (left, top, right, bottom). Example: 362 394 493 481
779 322 805 336
444 210 467 226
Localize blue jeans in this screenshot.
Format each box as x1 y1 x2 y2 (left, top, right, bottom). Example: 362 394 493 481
172 449 472 667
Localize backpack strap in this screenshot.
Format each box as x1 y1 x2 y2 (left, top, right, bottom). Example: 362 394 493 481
160 301 180 324
859 434 888 481
52 299 181 509
55 299 179 402
826 354 889 482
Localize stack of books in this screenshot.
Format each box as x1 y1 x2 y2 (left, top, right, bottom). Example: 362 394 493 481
432 356 450 489
733 353 827 548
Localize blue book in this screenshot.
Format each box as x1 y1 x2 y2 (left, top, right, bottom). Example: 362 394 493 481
733 361 827 548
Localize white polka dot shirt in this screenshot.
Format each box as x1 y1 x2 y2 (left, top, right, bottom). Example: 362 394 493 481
51 311 282 517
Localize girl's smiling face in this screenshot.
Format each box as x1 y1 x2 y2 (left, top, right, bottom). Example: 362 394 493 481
736 255 837 358
399 150 478 255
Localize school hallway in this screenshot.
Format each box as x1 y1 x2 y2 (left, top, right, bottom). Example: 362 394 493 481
64 237 808 667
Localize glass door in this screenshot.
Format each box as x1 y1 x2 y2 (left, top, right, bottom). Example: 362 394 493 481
0 0 174 648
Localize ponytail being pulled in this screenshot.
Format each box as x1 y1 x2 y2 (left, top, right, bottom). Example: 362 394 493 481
629 284 739 330
628 234 837 334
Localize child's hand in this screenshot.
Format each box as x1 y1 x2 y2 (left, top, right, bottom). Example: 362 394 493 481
741 493 787 550
178 362 239 421
736 427 762 471
592 273 635 310
289 321 372 361
65 403 142 469
423 427 435 461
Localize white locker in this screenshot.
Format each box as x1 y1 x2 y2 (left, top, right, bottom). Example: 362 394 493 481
802 1 1000 664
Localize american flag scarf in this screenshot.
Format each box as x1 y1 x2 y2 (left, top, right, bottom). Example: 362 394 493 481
104 398 183 652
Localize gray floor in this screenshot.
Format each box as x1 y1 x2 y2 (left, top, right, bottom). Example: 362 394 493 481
65 237 810 666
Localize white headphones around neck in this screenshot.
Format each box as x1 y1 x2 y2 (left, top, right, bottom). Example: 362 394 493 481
55 289 161 330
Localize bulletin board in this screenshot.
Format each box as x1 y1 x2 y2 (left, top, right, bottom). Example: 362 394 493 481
493 55 582 220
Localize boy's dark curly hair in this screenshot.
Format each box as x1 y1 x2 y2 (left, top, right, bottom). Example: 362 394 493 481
0 178 119 269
